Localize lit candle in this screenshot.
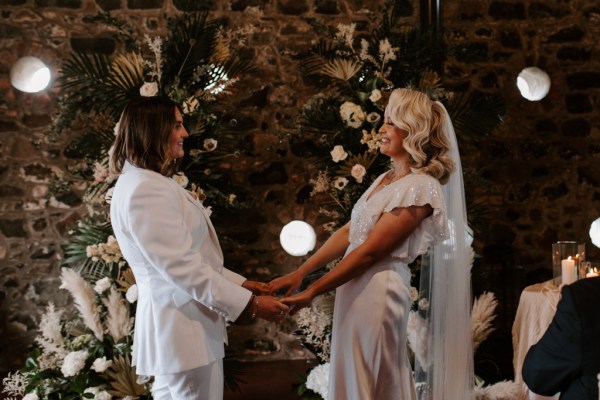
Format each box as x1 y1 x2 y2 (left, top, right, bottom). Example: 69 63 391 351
561 257 577 284
586 267 599 278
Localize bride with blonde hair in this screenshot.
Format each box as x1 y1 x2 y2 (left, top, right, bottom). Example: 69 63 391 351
270 88 474 399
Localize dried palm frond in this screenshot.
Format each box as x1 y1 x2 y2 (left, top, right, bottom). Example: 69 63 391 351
111 52 144 86
471 291 498 352
418 69 445 100
105 354 149 397
116 267 136 292
336 151 380 177
59 268 104 341
320 58 362 81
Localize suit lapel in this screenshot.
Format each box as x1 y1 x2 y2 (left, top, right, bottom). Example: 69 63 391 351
168 178 224 259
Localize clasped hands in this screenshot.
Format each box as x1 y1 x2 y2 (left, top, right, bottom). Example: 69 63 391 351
242 271 312 321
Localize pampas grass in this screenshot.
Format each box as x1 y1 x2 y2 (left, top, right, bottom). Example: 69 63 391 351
475 380 520 400
102 287 132 342
59 268 104 341
472 291 498 352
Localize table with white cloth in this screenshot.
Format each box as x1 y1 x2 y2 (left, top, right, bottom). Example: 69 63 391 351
511 280 561 400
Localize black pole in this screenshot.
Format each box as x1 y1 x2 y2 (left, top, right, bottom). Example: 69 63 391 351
420 0 442 38
420 0 443 71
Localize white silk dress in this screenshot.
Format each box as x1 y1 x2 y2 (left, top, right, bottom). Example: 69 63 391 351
328 172 449 400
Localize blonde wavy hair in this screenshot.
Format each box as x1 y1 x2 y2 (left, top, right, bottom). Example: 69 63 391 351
384 88 455 184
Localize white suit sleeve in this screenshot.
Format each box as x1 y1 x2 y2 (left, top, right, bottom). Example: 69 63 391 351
127 179 251 321
223 268 247 286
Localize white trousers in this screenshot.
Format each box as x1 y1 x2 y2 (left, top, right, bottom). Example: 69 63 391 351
151 359 224 400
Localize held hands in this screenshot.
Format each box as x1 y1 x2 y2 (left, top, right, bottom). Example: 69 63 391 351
248 295 289 322
242 280 270 295
280 289 315 316
268 271 304 297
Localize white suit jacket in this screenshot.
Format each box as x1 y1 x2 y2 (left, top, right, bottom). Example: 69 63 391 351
110 162 252 375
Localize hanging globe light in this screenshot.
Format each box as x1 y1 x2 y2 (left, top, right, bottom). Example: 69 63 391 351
516 67 551 101
589 218 600 248
10 56 51 93
280 220 317 256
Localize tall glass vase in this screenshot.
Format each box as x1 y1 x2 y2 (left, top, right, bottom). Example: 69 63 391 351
552 241 586 285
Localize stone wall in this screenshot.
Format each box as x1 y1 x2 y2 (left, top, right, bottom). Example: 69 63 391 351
1 0 599 377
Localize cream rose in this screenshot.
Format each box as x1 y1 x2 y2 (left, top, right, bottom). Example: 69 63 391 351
330 145 348 163
350 164 367 183
203 138 218 151
91 356 113 373
172 172 189 188
139 82 158 97
126 284 138 303
93 277 111 294
369 89 381 102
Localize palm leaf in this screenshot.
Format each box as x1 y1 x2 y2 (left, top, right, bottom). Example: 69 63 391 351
105 354 149 397
336 151 380 177
116 268 136 292
163 12 218 84
448 92 505 142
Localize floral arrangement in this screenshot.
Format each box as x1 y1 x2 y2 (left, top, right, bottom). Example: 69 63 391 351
5 8 260 399
295 2 504 232
2 268 144 399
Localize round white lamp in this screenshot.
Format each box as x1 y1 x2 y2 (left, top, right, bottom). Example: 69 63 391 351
10 56 51 93
589 218 600 248
517 67 551 101
280 220 317 256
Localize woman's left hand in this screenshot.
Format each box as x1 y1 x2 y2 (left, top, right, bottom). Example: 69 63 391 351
281 289 315 316
242 280 270 295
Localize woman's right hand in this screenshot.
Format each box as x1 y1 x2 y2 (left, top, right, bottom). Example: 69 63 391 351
268 271 304 297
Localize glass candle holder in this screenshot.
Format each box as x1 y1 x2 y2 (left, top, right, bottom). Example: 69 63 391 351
552 241 585 285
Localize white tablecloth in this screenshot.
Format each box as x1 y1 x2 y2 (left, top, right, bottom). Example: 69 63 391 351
511 280 561 400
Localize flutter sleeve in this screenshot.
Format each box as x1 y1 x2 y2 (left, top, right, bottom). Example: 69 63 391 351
382 174 449 262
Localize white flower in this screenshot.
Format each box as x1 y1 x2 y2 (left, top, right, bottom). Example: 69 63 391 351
339 102 365 129
182 96 199 114
359 39 370 60
85 387 112 400
335 23 355 47
203 138 218 151
23 394 39 400
366 112 381 123
139 81 158 97
172 172 189 188
126 284 138 303
379 38 399 64
330 145 348 163
2 371 28 396
306 362 330 399
350 164 367 183
137 375 151 384
418 298 430 310
333 177 349 190
94 277 111 294
310 171 330 195
91 356 113 373
369 89 381 102
104 187 114 204
61 350 88 377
